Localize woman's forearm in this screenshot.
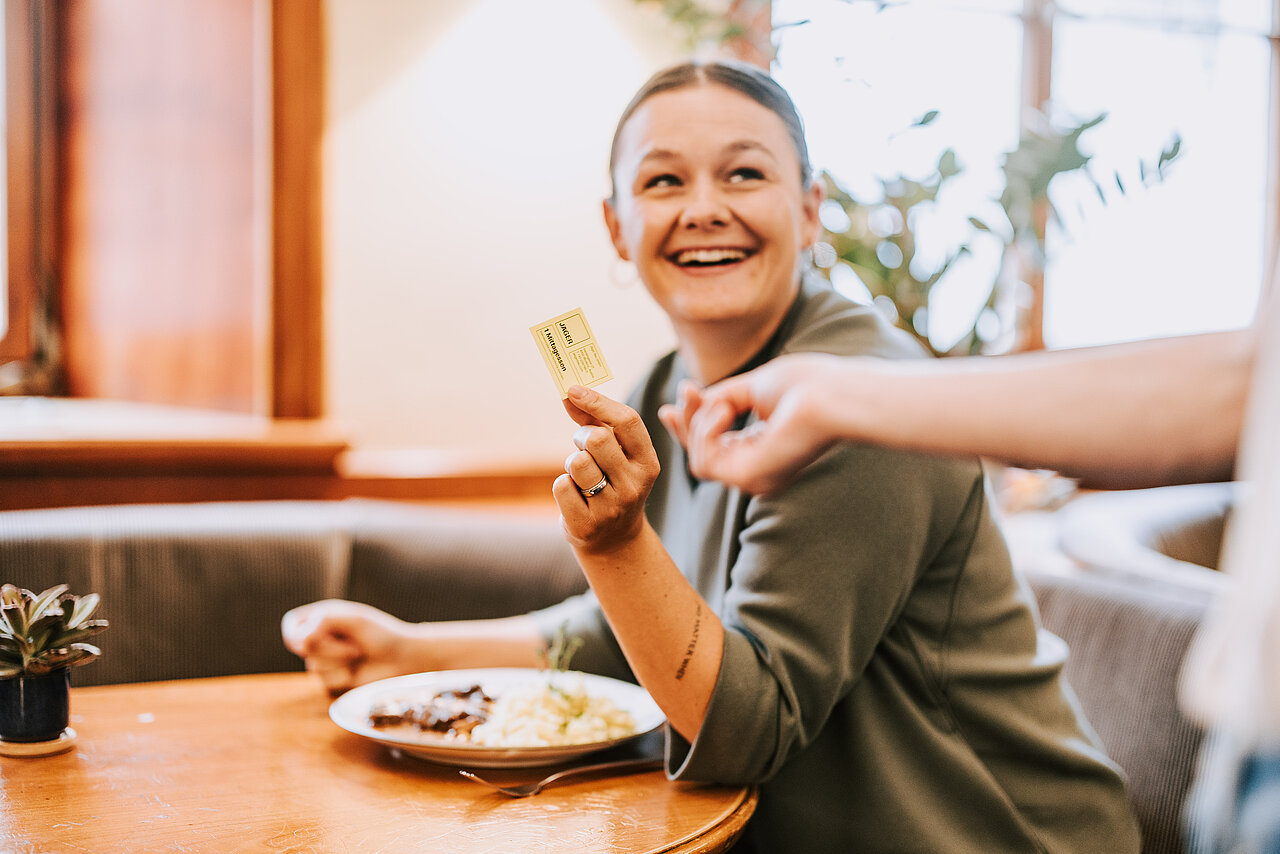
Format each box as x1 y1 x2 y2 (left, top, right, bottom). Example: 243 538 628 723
831 329 1255 488
570 522 724 742
408 615 548 671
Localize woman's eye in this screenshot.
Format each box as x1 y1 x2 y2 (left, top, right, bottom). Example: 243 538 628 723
728 167 765 183
643 174 681 190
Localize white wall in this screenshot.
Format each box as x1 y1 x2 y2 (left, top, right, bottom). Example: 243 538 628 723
324 0 684 464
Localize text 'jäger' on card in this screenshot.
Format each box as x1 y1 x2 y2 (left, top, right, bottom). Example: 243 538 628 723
529 308 614 399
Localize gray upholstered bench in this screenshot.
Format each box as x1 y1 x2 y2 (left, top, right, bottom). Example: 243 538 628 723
1 490 1228 853
1 499 586 686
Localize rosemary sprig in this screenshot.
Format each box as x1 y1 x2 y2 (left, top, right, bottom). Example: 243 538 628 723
537 622 583 696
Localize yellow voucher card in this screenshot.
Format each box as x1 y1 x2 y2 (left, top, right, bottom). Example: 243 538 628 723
529 307 613 398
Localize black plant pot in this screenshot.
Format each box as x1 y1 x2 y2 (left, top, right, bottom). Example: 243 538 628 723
0 670 71 743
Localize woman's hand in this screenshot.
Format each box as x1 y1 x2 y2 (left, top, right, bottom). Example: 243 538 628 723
281 600 424 695
659 353 845 495
554 385 661 555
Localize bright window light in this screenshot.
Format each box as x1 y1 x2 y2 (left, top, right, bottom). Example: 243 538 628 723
774 0 1272 350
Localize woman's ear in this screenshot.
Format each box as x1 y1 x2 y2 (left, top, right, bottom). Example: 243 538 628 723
602 198 631 261
799 179 824 249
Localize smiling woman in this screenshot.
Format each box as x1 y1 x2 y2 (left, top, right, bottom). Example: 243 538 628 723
284 58 1143 853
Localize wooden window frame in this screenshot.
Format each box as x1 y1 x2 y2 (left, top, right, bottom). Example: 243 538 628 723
1 0 58 392
1 0 325 412
270 0 325 418
1016 0 1280 335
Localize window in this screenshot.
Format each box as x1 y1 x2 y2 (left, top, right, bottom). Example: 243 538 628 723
0 0 322 409
773 0 1276 350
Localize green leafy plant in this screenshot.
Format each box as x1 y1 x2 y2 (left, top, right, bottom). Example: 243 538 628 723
633 0 776 62
633 1 1183 355
980 113 1181 268
816 112 1182 355
635 0 754 47
817 143 968 356
635 0 747 49
0 584 108 678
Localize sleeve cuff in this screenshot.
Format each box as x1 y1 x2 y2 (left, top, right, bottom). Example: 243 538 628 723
666 628 779 783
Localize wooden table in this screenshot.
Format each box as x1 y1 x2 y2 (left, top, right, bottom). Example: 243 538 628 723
0 673 756 853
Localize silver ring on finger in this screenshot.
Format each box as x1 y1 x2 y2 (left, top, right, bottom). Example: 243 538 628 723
579 475 609 498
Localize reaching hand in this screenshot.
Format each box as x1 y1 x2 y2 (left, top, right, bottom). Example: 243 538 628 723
281 600 422 695
659 353 844 495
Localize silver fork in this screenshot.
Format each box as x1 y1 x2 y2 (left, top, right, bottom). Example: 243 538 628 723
458 756 663 797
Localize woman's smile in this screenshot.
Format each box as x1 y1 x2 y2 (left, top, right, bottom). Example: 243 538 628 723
667 245 757 271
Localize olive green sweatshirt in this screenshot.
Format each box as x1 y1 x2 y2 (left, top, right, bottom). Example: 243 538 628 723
532 277 1141 853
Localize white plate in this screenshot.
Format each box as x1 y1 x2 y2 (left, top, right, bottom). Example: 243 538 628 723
329 668 666 768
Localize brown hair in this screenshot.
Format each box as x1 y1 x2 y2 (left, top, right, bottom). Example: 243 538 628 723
608 59 814 199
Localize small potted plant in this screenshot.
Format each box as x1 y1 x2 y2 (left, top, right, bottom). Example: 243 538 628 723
0 584 108 754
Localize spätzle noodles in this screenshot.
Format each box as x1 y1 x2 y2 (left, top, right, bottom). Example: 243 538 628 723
470 673 636 748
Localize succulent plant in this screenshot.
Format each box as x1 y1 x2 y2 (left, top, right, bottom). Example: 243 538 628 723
0 584 108 679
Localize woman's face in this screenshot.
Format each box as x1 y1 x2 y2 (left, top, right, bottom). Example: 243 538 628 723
604 83 822 336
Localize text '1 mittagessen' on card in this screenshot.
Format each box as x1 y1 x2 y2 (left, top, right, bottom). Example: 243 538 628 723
529 307 614 398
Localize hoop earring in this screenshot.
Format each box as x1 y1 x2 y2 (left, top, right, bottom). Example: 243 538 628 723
609 258 639 289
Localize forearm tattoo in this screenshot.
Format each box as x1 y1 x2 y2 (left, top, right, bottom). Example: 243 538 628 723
675 602 702 681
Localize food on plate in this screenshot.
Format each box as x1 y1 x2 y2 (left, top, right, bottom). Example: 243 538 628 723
367 674 637 748
470 673 636 747
368 683 494 739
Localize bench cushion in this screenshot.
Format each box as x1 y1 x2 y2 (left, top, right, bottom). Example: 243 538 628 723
1028 568 1211 854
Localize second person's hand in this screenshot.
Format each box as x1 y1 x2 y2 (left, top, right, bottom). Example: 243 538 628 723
663 353 845 495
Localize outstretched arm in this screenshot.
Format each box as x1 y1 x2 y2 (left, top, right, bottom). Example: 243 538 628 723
555 384 724 742
281 600 545 696
662 328 1256 495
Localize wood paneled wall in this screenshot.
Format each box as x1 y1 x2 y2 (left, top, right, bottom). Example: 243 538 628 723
57 0 265 411
53 0 324 416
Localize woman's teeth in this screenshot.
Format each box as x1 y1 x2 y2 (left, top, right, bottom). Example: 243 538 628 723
674 248 749 267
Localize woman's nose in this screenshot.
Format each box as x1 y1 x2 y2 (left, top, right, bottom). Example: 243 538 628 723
678 180 729 229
